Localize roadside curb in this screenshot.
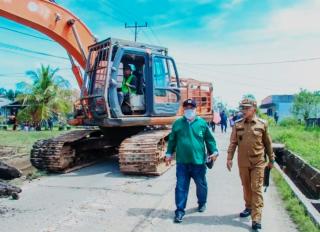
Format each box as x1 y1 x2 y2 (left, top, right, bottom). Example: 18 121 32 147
274 163 320 227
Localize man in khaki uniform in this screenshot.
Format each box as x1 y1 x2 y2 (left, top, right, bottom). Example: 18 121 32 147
226 96 275 231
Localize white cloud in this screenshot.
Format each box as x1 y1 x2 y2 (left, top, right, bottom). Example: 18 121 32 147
237 0 320 41
203 15 226 31
196 0 213 4
166 0 320 107
268 0 320 36
221 0 244 9
141 0 320 107
168 0 214 4
154 19 185 30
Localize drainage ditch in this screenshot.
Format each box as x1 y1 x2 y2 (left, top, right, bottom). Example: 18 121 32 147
273 144 320 224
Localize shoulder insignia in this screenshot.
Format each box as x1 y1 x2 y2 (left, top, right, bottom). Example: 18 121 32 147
235 118 244 124
257 118 267 124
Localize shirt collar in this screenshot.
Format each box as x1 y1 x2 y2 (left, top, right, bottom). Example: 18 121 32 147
245 116 258 123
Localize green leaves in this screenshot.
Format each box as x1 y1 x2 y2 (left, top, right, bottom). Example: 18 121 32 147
17 65 73 125
292 89 320 121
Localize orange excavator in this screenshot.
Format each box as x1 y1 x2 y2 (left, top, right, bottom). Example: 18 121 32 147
0 0 213 175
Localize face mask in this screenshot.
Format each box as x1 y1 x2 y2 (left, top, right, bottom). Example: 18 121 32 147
184 109 196 120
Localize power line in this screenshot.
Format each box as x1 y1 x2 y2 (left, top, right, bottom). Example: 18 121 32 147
178 64 291 92
0 26 54 42
99 0 138 25
0 42 69 60
148 26 162 45
103 0 141 22
178 56 320 66
100 0 157 44
0 48 70 66
0 68 71 77
141 30 155 44
178 62 302 87
125 22 148 42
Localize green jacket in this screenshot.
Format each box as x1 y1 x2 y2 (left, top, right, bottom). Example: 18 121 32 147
166 116 218 164
121 74 136 94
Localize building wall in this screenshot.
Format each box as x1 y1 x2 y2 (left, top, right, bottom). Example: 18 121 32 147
277 103 293 121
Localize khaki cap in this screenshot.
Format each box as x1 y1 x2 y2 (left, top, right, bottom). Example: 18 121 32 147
239 98 257 108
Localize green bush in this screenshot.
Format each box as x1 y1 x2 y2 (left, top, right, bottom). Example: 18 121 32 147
257 111 276 126
270 125 320 169
262 114 276 126
279 117 301 127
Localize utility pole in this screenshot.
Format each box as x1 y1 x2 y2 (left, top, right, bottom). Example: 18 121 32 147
125 22 148 42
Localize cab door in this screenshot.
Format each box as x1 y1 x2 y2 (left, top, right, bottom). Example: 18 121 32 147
151 55 180 116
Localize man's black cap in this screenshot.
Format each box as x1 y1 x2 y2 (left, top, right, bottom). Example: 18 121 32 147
183 99 196 108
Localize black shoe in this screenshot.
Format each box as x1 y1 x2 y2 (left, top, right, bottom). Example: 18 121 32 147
252 221 262 230
239 208 251 217
198 204 207 212
174 212 184 223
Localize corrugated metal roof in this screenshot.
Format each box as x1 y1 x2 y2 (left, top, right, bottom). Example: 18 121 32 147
0 97 12 108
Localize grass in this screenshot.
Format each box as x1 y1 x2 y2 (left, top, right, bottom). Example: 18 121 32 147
0 128 68 150
0 128 71 180
270 125 320 169
25 170 48 180
272 169 320 232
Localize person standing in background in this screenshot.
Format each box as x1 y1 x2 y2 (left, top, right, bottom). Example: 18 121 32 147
220 110 228 133
274 111 279 125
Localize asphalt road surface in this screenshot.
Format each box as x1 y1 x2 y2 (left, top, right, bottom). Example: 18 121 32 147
0 130 297 232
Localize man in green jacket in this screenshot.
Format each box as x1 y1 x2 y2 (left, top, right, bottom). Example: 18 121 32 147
165 99 219 223
118 65 137 106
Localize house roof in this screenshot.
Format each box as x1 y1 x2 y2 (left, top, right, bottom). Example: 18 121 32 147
261 95 294 105
0 97 12 108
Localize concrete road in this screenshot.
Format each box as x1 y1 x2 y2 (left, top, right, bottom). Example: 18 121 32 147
0 131 297 232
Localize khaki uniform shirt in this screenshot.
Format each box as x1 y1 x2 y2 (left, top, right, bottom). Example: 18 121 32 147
227 116 275 168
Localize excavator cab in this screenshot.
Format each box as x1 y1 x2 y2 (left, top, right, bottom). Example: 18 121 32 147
80 38 181 127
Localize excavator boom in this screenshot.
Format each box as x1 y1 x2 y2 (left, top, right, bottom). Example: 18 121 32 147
0 0 96 87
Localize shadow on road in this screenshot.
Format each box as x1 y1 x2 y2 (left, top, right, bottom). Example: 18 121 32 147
182 214 251 230
127 207 251 230
56 156 160 183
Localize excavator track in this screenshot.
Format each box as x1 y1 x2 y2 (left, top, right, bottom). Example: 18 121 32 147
30 129 116 173
119 129 174 175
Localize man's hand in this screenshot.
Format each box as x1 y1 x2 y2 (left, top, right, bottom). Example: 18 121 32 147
208 154 218 162
267 161 274 169
165 156 173 166
227 159 233 171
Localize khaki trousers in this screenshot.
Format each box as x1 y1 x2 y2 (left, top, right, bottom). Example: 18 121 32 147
239 166 265 222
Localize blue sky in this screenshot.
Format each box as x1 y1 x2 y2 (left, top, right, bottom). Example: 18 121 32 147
1 0 320 107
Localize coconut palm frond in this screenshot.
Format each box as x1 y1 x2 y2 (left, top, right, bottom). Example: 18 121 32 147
19 65 73 124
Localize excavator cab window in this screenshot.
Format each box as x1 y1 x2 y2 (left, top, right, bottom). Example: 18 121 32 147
116 53 146 115
152 56 180 116
82 41 112 118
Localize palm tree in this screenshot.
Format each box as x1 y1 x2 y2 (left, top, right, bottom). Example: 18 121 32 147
17 65 72 128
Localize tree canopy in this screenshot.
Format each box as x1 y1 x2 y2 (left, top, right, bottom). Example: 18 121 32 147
17 65 73 125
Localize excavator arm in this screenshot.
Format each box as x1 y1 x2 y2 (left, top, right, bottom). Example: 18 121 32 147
0 0 97 88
